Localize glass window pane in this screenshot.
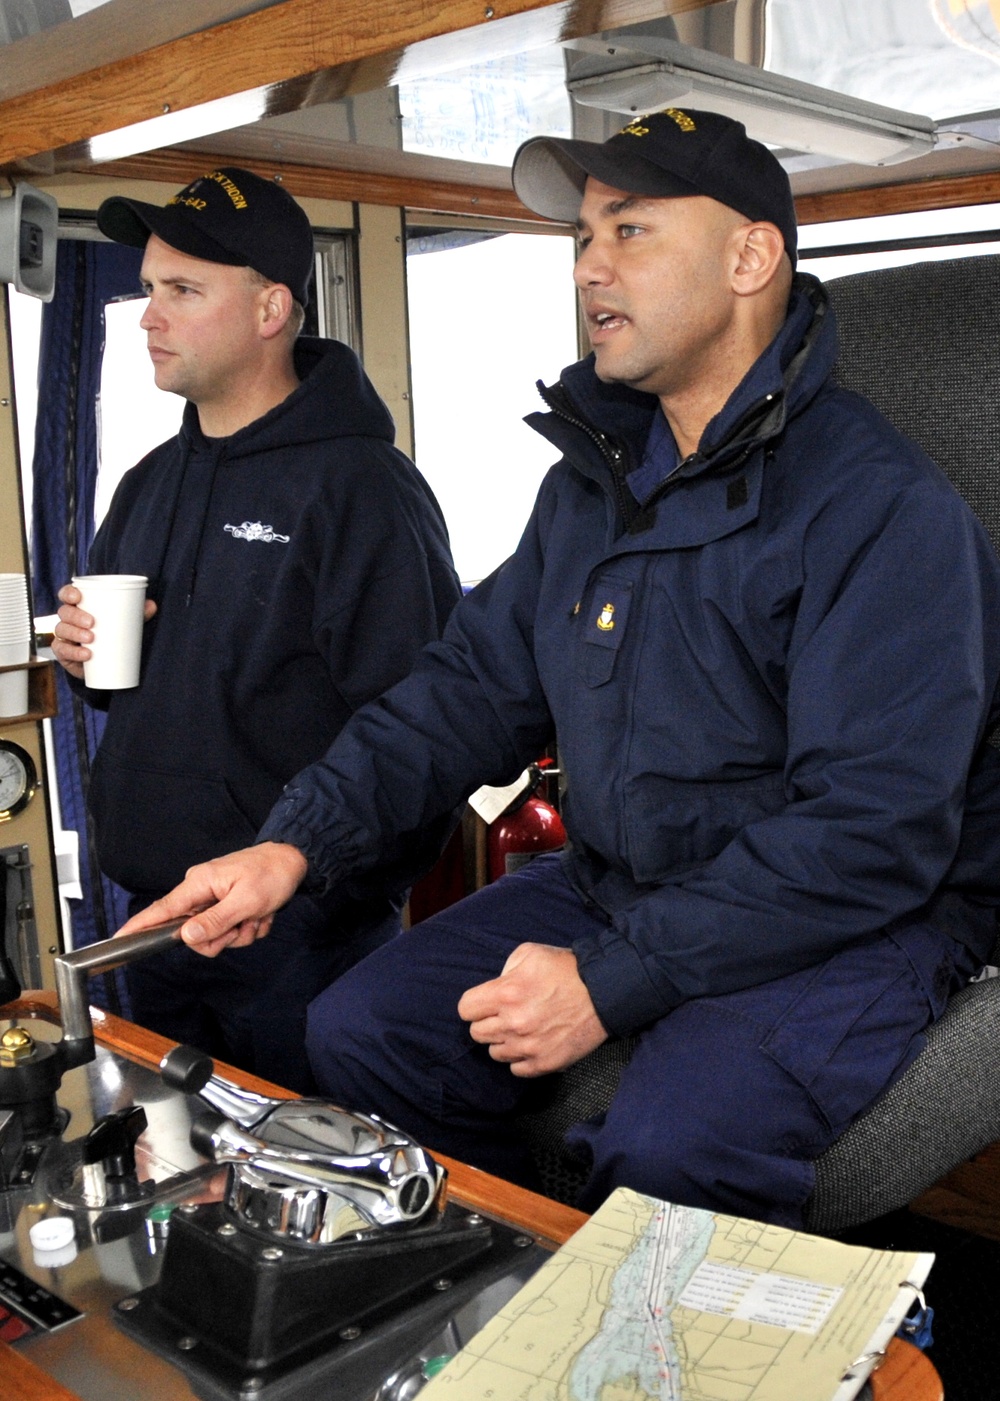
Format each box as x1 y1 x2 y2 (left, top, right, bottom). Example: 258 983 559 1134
399 50 571 167
9 287 42 534
406 232 578 585
96 296 183 527
799 202 1000 281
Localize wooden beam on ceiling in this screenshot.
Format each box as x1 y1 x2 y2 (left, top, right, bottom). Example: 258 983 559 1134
0 0 717 173
77 149 1000 230
0 0 295 104
86 150 555 224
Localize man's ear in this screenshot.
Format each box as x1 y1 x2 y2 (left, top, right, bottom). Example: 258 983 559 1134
258 282 294 340
732 223 787 296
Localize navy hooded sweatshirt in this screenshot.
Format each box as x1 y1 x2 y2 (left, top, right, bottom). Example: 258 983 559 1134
259 276 1000 1034
79 336 461 896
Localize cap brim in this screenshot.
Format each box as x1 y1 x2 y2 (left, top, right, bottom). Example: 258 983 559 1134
512 135 701 222
96 197 249 268
96 196 158 248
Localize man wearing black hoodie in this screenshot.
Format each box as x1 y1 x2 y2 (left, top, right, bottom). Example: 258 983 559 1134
52 168 461 1091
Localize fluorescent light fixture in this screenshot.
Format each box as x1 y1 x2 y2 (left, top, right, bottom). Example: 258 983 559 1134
88 88 268 164
566 38 937 167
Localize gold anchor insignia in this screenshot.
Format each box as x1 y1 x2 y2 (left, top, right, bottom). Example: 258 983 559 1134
596 602 616 632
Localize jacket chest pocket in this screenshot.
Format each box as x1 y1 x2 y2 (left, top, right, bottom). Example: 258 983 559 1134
578 576 634 687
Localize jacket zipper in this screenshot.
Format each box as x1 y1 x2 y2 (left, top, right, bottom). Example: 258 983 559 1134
537 380 779 530
536 380 639 533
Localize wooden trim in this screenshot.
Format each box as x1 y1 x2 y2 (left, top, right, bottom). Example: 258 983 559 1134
796 169 1000 226
0 1 299 105
0 1343 82 1401
0 0 715 171
910 1139 1000 1245
86 152 552 224
89 150 1000 232
0 658 58 727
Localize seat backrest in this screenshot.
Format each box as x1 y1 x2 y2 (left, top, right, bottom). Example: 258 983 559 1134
825 255 1000 555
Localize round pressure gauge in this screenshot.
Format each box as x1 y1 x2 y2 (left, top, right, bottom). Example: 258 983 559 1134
0 740 38 821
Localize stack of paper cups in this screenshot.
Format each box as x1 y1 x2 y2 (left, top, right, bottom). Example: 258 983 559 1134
0 572 31 718
72 575 148 689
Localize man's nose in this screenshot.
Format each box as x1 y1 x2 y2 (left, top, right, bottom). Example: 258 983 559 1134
139 297 161 330
574 240 612 288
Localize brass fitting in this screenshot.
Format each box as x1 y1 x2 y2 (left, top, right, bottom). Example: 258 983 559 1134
0 1025 34 1066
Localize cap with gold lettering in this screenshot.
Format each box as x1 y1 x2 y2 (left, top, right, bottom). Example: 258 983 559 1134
512 108 797 266
97 166 314 305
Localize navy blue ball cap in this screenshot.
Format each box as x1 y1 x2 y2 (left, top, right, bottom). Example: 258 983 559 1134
512 108 797 266
97 167 315 305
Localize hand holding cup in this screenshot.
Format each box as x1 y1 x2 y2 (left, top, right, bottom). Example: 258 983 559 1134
55 577 156 688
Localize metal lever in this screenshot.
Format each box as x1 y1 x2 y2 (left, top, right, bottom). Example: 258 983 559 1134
160 1044 280 1131
196 1116 441 1228
53 919 188 1067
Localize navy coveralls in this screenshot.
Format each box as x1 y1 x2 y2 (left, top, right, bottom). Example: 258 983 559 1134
265 276 1000 1220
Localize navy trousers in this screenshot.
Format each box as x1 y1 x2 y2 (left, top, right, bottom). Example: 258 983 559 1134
306 853 979 1226
127 891 399 1094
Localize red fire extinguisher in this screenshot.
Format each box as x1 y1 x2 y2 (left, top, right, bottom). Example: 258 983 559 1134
487 758 566 881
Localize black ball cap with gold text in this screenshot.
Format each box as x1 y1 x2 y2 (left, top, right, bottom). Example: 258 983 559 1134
97 167 315 305
512 108 797 266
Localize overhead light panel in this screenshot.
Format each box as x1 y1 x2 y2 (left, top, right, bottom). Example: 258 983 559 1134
566 38 937 167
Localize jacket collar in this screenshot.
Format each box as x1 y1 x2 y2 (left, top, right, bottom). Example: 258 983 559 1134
525 274 836 554
529 273 835 492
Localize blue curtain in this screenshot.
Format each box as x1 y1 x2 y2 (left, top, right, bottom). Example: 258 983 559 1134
31 239 144 1009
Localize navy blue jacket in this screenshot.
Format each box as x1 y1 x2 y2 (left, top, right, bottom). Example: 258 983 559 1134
260 278 1000 1035
81 336 461 896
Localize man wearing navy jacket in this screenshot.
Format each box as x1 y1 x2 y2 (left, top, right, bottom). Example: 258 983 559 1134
53 168 460 1092
121 117 1000 1225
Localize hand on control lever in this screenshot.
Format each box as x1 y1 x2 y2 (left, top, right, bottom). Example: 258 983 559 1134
114 843 309 958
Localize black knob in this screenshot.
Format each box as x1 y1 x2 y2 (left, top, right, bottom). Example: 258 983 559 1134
160 1044 215 1095
82 1105 148 1178
189 1110 226 1160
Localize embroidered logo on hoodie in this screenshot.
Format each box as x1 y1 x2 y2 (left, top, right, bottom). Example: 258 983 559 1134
224 521 290 544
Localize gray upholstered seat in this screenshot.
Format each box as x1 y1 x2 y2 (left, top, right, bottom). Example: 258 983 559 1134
517 256 1000 1231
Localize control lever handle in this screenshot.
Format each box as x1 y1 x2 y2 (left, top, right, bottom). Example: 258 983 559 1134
53 919 187 1067
82 1104 148 1179
160 1044 285 1131
197 1112 444 1230
159 1043 214 1097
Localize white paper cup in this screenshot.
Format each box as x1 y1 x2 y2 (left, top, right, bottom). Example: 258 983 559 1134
0 576 31 638
0 637 30 666
72 574 148 690
0 668 28 718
